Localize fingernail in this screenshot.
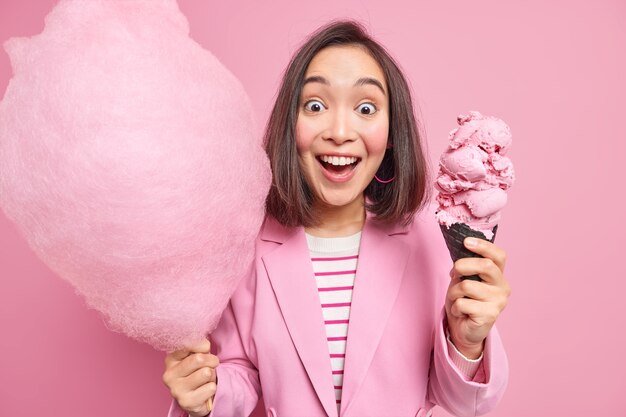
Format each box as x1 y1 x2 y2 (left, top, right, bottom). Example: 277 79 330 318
465 237 478 248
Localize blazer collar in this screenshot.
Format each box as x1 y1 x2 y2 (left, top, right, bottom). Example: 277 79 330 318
261 222 337 416
260 213 410 416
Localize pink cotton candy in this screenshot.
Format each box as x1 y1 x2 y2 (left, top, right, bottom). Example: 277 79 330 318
0 0 271 352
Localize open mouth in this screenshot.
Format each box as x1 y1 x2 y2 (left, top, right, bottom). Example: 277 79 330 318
316 155 361 177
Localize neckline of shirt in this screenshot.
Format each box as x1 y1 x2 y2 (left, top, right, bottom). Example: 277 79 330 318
305 231 362 253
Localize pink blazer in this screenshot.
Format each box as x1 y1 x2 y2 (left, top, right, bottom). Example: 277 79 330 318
169 207 508 417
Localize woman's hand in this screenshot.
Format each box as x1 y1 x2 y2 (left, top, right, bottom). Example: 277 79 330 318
445 237 512 359
162 338 220 417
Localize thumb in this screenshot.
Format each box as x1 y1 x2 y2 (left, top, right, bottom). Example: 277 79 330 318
167 338 211 362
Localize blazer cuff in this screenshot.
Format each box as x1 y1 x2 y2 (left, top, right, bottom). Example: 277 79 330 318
432 308 509 415
438 310 498 386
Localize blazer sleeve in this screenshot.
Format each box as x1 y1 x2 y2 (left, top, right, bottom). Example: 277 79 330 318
427 308 509 417
167 269 262 417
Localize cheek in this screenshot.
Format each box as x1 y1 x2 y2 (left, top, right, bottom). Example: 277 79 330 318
363 119 389 156
295 118 316 153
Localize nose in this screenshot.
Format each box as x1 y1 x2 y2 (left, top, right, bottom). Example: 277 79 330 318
324 108 356 145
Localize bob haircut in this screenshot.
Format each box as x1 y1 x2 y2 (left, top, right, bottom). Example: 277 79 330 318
264 20 429 227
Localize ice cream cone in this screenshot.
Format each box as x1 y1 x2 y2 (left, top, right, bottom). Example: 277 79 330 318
440 222 498 281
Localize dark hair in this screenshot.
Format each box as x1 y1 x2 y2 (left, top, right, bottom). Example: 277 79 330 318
264 20 429 227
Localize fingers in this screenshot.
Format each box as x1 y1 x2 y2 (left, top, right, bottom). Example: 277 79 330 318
163 338 219 390
184 363 218 390
464 237 507 271
163 353 219 400
180 352 220 377
449 296 500 326
452 256 506 286
446 242 511 354
164 362 217 392
162 337 219 416
175 381 217 416
447 277 510 311
448 278 491 302
450 238 507 285
165 338 212 367
449 296 480 318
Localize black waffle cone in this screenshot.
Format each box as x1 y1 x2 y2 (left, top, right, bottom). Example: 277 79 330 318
440 222 498 281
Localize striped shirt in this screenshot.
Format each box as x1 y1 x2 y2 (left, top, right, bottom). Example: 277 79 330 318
305 231 361 415
304 231 483 415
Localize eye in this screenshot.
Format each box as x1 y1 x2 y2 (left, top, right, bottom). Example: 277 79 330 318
304 100 326 113
356 103 377 115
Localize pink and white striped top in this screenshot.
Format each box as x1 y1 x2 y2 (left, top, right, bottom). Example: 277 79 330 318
304 231 484 415
305 231 361 414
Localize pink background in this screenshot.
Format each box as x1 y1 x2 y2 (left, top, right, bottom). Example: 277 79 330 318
1 0 624 416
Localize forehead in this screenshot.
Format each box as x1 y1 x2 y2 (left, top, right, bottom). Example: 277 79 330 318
304 45 386 84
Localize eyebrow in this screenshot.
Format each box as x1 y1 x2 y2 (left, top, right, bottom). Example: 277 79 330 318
354 77 386 95
302 75 386 96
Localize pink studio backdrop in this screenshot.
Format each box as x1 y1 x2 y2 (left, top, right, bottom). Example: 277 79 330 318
1 0 624 416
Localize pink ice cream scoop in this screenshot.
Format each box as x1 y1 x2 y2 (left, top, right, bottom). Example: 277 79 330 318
436 111 514 240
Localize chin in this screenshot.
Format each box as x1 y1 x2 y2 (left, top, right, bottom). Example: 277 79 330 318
317 189 364 209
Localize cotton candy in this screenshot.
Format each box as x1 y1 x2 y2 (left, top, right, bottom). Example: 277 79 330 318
0 0 271 352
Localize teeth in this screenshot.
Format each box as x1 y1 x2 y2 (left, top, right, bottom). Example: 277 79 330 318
320 155 357 166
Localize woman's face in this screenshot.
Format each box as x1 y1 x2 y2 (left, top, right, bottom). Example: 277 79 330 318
295 45 389 211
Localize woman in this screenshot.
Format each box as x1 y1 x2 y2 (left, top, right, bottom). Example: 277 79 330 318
163 20 510 417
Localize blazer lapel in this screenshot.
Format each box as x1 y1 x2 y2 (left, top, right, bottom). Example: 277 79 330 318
261 220 338 417
340 217 410 416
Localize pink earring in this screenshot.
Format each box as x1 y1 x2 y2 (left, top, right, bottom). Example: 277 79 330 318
374 174 395 184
